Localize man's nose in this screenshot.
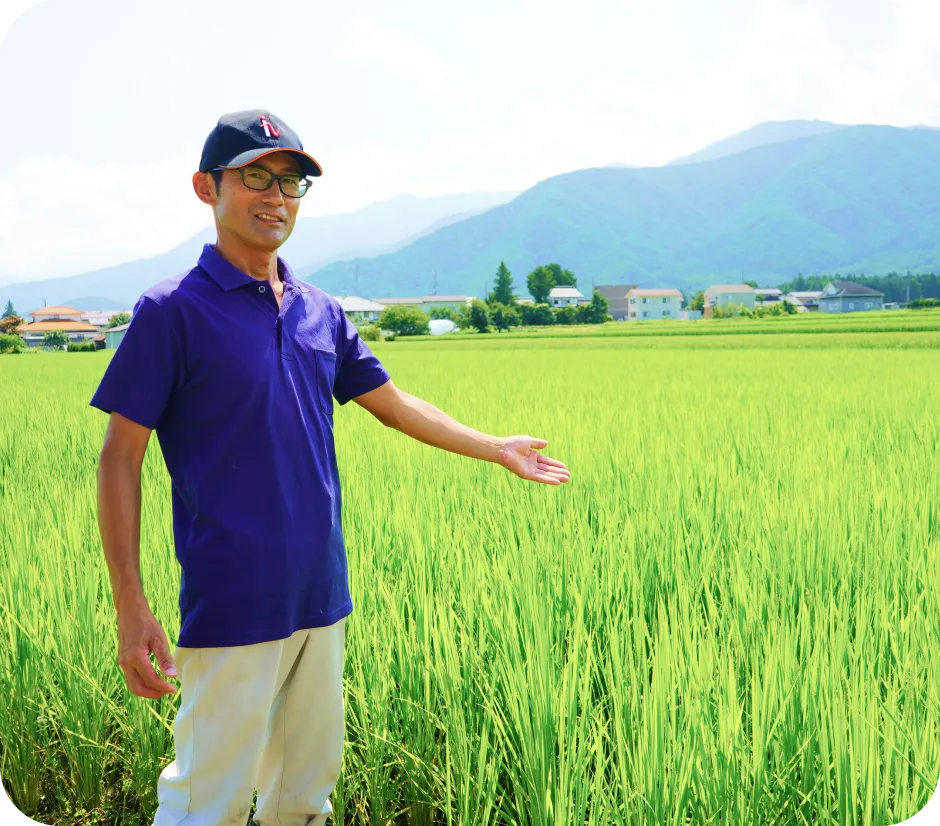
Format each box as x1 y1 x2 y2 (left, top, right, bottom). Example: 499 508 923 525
261 181 286 205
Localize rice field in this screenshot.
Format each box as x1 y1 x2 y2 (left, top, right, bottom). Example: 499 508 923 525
1 319 939 825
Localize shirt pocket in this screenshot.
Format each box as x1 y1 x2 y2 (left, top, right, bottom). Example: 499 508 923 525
313 349 336 416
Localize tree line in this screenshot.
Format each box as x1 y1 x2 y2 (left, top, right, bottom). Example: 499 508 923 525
776 272 940 302
373 261 611 336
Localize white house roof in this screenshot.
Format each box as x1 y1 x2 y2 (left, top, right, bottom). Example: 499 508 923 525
754 288 782 296
421 295 469 302
548 287 584 298
786 291 823 299
705 284 756 294
106 322 131 333
626 288 683 297
335 296 386 313
372 297 424 305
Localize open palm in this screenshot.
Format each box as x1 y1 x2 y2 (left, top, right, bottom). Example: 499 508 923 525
499 436 571 485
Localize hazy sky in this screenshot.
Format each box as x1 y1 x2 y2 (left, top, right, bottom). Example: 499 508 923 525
1 0 939 283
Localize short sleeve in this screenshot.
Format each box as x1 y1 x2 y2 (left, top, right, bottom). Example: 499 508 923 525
333 312 390 405
89 296 182 429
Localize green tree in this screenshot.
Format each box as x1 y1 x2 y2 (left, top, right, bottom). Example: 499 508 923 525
781 299 797 315
0 333 26 354
2 300 15 319
687 290 705 312
545 263 577 287
519 302 554 326
377 304 430 336
581 290 610 324
554 305 577 325
487 262 517 306
42 330 68 350
744 280 759 289
428 306 460 322
468 298 490 333
490 303 520 333
106 311 131 328
526 265 556 304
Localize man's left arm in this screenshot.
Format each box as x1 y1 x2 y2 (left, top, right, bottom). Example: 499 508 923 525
353 380 571 486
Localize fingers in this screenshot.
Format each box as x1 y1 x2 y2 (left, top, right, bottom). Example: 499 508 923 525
121 649 178 699
152 633 178 679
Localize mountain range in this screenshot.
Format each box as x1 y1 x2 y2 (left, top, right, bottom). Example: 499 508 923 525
306 123 940 298
0 190 517 313
3 120 940 311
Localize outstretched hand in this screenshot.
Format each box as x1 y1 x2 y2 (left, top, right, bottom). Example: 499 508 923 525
498 436 571 486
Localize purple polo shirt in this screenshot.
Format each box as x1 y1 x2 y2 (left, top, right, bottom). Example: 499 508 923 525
89 243 390 648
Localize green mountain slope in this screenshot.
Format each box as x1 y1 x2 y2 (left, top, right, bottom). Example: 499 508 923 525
307 126 940 297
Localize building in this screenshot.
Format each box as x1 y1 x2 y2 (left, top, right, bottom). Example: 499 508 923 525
817 281 884 314
420 295 472 313
105 322 131 349
754 288 782 302
625 288 683 320
548 287 584 307
334 296 386 323
595 284 638 321
372 295 471 314
785 291 823 311
17 305 101 348
703 284 756 317
81 309 131 327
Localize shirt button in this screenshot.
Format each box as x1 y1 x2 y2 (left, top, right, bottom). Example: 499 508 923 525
259 285 266 293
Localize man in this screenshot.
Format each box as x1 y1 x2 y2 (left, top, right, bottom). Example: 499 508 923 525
91 109 570 826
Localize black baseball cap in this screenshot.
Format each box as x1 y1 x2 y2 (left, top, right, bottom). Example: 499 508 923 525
199 109 323 178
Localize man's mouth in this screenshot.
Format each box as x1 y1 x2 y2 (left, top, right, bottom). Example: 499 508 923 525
256 213 285 224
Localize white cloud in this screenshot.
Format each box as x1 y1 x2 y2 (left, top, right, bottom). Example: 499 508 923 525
0 149 209 278
2 0 939 281
333 16 446 98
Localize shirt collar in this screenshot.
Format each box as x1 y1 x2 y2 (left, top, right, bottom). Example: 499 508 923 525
197 243 300 292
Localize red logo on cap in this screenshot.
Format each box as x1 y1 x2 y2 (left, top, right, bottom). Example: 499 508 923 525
260 116 281 139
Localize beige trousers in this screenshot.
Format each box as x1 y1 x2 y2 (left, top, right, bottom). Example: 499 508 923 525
153 618 346 826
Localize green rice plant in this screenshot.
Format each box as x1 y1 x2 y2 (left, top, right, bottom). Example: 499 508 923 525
1 328 938 825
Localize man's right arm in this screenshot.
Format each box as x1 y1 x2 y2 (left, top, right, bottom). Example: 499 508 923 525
96 411 178 699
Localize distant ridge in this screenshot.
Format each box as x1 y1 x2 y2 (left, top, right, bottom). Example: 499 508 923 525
0 190 518 314
667 120 848 166
307 124 940 298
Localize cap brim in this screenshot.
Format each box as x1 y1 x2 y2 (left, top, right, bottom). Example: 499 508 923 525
219 147 322 177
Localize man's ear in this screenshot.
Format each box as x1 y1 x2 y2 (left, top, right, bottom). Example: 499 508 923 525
192 171 217 206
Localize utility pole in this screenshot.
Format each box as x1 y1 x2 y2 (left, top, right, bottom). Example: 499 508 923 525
431 269 437 296
354 264 359 296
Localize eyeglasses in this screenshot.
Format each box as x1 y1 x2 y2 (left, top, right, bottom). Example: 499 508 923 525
214 165 312 198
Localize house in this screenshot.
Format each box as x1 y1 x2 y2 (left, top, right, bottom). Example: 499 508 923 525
785 291 823 311
817 281 884 313
82 309 132 328
703 284 756 317
420 295 472 313
754 288 782 302
334 296 386 323
625 288 683 320
548 287 584 307
16 305 101 348
105 322 131 350
595 284 637 321
372 295 471 314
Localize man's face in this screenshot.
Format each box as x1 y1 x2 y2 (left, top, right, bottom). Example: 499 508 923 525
211 151 304 251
